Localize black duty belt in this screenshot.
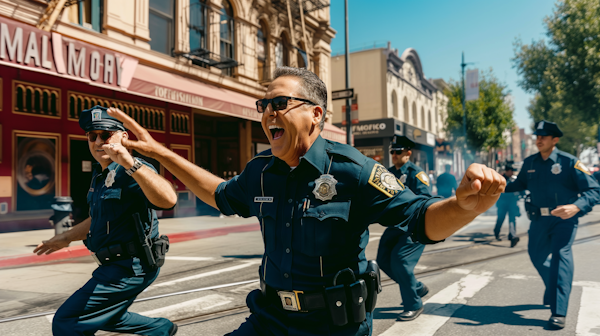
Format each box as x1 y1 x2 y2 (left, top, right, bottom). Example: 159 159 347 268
264 284 326 313
91 242 138 266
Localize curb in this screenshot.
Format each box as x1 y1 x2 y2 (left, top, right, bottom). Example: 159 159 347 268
0 222 260 269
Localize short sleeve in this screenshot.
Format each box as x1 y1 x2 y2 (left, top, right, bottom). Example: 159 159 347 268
214 170 254 218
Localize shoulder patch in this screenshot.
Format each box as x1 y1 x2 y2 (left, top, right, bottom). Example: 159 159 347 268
416 171 430 186
575 160 591 175
368 164 404 197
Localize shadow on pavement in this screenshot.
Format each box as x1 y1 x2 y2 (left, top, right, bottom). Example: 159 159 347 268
444 303 548 328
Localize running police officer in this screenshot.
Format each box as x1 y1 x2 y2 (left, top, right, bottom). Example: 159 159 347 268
376 135 432 321
107 67 506 336
34 106 178 336
505 120 600 329
494 164 520 247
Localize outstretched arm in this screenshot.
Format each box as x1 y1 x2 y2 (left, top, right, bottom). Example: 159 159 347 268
33 217 91 255
107 108 225 209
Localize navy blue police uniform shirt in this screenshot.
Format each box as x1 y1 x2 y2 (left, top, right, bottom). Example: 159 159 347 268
388 161 433 197
215 136 439 291
85 159 162 253
505 148 600 215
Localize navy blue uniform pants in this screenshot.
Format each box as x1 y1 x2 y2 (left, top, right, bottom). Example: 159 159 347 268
494 201 517 240
376 229 426 311
227 289 373 336
528 216 578 316
52 259 173 336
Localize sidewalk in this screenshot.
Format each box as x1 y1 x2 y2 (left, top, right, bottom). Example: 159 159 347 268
0 215 259 268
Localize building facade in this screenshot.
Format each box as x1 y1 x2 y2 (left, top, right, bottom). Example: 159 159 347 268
331 43 448 173
0 0 342 232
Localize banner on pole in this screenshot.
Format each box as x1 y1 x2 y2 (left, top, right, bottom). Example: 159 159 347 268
465 69 479 101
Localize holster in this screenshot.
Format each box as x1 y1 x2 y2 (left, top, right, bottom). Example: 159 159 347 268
324 267 369 326
151 235 170 268
523 195 537 220
360 260 382 313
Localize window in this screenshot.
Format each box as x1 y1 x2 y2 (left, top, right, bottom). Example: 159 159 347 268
149 0 175 55
220 0 235 76
412 102 417 125
277 34 290 67
428 110 432 131
421 107 425 128
70 0 102 32
391 91 398 118
189 0 207 52
403 97 409 122
297 43 307 68
257 24 267 81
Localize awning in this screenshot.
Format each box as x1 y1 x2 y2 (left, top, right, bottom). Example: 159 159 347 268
127 64 346 143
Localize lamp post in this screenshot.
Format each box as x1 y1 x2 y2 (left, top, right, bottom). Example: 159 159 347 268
344 0 352 146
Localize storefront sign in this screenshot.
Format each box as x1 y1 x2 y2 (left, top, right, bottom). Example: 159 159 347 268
0 16 137 90
335 118 402 139
405 124 433 147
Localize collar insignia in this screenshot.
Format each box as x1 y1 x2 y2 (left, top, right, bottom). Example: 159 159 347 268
551 163 562 175
105 170 116 188
313 174 338 201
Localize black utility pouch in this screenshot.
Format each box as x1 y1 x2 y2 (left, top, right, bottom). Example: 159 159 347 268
324 284 348 326
349 279 367 323
151 235 170 268
361 260 382 313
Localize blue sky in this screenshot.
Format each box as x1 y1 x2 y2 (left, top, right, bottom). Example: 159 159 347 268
329 0 557 132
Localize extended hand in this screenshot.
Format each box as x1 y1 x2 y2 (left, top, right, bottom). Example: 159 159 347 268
551 204 580 219
102 143 134 169
33 234 70 255
106 107 167 159
456 163 506 214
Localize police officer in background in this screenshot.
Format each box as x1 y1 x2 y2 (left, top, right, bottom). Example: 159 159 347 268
436 164 457 198
505 120 600 329
107 67 506 336
494 164 520 247
34 106 178 336
376 135 432 321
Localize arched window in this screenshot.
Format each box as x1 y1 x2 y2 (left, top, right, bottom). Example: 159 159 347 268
189 0 207 51
277 34 290 67
220 0 235 76
403 97 409 122
297 42 307 68
412 102 417 125
428 110 432 131
391 91 398 118
421 107 425 128
257 22 268 81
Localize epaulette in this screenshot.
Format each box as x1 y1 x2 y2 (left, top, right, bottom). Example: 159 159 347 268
327 141 367 166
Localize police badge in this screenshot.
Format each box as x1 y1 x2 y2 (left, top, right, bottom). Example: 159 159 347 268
313 174 338 201
551 163 562 175
105 170 116 188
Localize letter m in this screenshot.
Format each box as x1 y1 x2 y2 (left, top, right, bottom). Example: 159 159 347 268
68 42 86 77
1 23 23 63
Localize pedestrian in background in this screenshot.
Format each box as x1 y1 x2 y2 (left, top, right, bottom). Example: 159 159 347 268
494 164 520 247
34 106 178 336
377 135 433 321
505 120 600 329
106 67 506 336
436 164 457 198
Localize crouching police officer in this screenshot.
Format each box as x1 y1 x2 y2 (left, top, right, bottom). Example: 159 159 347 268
106 67 506 336
34 106 178 336
376 135 433 321
505 120 600 329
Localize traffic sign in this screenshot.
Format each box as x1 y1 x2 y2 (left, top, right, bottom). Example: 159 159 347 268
332 88 354 100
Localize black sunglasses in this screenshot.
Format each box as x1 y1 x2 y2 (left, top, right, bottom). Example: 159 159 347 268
256 96 317 113
390 149 407 155
87 131 116 142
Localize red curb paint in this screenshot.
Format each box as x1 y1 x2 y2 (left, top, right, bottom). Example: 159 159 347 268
0 222 260 268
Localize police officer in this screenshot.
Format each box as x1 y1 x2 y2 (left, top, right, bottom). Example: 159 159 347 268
376 135 432 321
34 106 178 336
436 164 457 198
505 120 600 329
108 67 506 336
494 164 520 247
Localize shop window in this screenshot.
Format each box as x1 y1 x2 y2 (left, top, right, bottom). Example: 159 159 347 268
257 24 268 82
13 81 60 118
149 0 175 55
15 135 58 211
220 0 235 76
189 0 207 52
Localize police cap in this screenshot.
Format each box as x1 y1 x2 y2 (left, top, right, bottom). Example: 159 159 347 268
79 105 126 132
533 120 563 137
391 135 415 151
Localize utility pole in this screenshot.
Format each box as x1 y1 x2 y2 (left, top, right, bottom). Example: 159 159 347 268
461 52 467 148
344 0 352 146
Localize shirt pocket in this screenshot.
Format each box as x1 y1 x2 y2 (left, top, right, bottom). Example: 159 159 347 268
300 200 351 257
101 188 126 221
258 201 279 255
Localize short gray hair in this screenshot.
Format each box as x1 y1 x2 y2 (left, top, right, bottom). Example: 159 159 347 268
272 67 327 130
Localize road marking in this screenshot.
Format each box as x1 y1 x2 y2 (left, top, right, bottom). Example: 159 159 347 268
448 268 471 275
45 314 53 323
415 265 428 270
165 256 215 261
576 287 600 336
502 274 538 280
150 260 261 288
369 237 381 242
573 281 600 289
139 294 233 321
380 273 493 336
229 280 260 294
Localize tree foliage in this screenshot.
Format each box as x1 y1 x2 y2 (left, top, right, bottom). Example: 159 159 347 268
512 0 600 154
444 69 515 152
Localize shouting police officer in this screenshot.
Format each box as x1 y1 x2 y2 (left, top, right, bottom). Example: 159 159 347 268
494 164 521 247
376 135 432 321
107 67 505 336
34 106 178 336
505 120 600 329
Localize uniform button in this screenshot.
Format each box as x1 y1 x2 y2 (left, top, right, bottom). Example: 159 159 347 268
284 273 289 278
288 199 293 203
286 222 290 227
286 248 290 253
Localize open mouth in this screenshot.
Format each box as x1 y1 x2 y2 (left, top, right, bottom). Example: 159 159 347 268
269 125 285 140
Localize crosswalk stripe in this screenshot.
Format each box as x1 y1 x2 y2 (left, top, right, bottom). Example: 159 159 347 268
150 260 261 289
138 294 233 321
380 273 493 336
165 256 215 261
229 281 260 294
576 287 600 336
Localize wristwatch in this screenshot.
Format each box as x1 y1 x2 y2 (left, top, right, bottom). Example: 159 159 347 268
125 158 143 176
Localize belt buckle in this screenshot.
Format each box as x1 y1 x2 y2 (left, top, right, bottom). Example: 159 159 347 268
277 290 303 312
540 207 550 216
90 252 102 266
